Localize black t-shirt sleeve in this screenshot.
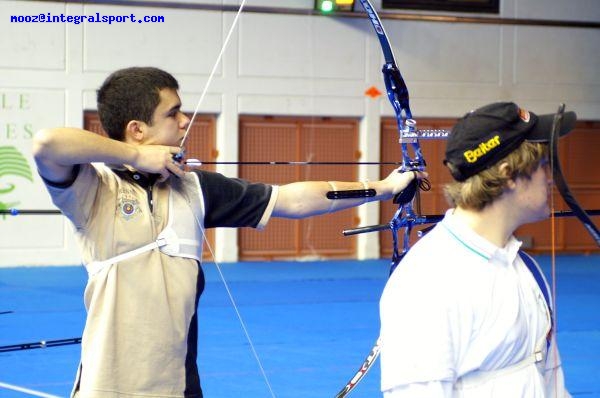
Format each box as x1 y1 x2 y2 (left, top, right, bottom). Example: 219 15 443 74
40 164 81 189
193 169 273 228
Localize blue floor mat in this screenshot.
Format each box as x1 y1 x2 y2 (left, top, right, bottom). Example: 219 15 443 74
0 255 598 397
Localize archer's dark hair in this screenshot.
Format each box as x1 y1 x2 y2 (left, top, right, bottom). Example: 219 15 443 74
97 67 179 141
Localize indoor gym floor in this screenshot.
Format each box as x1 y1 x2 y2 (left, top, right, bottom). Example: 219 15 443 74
1 255 599 397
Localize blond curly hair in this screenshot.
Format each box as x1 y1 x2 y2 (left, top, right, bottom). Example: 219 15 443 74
444 141 548 210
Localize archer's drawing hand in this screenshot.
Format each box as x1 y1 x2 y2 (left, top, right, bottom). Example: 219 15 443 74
133 145 185 182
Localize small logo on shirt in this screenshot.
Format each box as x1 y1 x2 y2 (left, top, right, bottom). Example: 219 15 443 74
119 198 140 220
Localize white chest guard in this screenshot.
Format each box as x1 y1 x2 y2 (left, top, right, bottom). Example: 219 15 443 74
85 172 205 277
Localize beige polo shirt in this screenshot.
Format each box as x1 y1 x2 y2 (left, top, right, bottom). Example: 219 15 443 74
43 163 276 398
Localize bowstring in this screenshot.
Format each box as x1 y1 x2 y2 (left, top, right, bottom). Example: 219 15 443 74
550 138 558 398
178 0 248 153
303 14 319 260
193 212 277 398
183 1 276 396
549 105 562 397
548 104 574 397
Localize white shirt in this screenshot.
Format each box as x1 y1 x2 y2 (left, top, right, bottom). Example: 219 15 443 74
379 209 570 397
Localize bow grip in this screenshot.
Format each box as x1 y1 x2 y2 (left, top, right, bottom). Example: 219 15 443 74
393 177 417 205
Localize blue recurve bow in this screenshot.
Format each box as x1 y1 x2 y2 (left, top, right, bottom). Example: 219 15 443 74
334 1 447 396
336 5 599 396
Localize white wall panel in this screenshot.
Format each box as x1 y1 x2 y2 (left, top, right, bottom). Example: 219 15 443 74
238 14 367 80
385 21 502 84
238 93 364 116
0 89 81 266
82 5 223 75
514 26 600 85
0 1 66 70
0 0 599 265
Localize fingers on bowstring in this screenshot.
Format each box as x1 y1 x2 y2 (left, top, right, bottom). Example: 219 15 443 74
168 158 185 178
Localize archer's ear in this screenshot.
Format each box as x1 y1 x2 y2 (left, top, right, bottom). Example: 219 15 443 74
124 120 145 144
498 162 517 189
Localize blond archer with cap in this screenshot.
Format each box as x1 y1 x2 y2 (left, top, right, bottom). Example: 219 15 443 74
379 101 574 397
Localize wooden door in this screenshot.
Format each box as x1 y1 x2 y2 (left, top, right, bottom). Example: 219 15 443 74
238 116 360 260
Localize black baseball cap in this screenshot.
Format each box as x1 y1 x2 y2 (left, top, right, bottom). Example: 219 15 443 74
444 102 576 181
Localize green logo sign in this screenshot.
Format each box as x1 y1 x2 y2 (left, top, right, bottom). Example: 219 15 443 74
0 145 33 218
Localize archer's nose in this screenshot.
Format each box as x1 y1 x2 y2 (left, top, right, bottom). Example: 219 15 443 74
179 112 191 130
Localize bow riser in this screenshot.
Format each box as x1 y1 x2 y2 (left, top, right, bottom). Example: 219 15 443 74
335 1 425 396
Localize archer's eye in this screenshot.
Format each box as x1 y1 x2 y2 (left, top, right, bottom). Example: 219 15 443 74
167 110 179 118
